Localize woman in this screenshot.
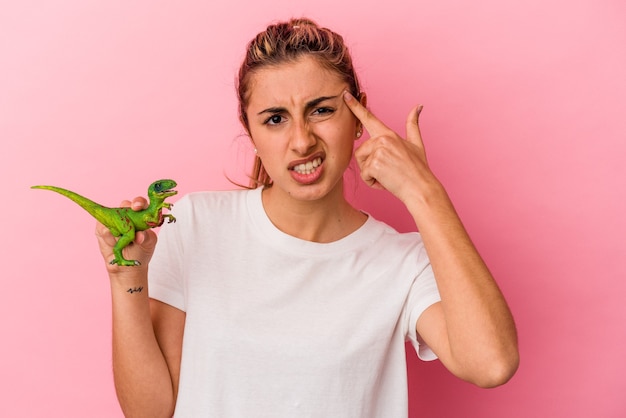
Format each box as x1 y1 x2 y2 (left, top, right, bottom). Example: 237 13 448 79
96 18 519 417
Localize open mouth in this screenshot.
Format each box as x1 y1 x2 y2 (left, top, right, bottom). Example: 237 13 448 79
161 187 178 196
291 157 323 175
154 180 178 196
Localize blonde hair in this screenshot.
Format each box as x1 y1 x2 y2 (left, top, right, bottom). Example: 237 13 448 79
236 18 361 188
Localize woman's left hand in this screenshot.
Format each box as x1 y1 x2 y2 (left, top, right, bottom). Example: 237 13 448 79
345 92 519 387
343 91 440 205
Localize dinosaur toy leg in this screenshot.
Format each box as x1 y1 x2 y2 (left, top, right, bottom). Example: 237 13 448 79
110 229 141 266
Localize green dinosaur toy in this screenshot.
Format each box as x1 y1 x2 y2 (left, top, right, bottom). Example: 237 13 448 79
32 179 177 266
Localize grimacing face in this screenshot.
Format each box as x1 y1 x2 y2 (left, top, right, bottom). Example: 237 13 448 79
245 56 362 203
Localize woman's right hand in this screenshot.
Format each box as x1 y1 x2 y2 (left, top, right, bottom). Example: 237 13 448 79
95 197 158 278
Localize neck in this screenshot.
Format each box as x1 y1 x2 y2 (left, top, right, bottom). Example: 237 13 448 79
261 183 366 243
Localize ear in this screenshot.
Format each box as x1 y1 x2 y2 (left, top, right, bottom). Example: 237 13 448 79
355 92 367 134
358 91 367 108
239 115 250 134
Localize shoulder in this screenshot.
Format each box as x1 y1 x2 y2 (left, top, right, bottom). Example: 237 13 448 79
365 214 423 245
174 188 254 213
164 188 257 233
359 214 431 264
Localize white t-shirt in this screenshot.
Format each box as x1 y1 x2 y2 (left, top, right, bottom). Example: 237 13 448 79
149 188 441 417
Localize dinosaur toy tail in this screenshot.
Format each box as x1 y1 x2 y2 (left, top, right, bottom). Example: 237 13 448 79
31 185 111 225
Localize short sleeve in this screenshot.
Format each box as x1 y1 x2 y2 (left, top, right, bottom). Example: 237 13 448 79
404 261 441 361
148 196 188 311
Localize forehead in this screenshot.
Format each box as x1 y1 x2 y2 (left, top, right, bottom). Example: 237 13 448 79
246 56 348 109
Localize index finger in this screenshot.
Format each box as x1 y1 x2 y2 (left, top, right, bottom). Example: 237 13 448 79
120 197 148 211
343 91 390 136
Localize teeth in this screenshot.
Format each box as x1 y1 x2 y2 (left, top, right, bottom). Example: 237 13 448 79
293 157 322 174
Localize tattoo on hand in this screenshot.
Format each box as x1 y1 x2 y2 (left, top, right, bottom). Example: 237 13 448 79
127 286 144 294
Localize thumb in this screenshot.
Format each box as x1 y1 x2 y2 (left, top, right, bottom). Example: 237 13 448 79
406 105 424 147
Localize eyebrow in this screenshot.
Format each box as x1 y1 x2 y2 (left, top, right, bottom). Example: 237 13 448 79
256 94 341 116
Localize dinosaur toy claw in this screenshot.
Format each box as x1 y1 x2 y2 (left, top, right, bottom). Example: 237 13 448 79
110 259 141 267
32 179 178 267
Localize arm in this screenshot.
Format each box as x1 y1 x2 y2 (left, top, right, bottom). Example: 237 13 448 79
409 186 518 387
344 92 519 387
96 199 184 416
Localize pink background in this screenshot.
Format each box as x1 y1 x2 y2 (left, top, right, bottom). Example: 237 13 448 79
2 0 625 416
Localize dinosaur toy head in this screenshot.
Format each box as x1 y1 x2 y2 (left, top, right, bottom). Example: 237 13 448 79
149 179 178 199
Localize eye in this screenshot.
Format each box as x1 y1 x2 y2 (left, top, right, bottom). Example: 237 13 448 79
310 107 335 121
312 107 334 117
154 182 163 192
264 114 284 125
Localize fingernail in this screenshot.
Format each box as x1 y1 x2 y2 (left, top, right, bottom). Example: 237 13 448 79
343 90 354 102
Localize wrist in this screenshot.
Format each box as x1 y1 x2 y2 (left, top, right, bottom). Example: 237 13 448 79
108 269 149 295
401 177 449 214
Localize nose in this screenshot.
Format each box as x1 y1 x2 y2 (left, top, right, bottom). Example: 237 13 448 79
290 119 316 155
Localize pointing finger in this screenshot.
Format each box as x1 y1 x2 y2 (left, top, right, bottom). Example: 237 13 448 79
343 91 389 136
